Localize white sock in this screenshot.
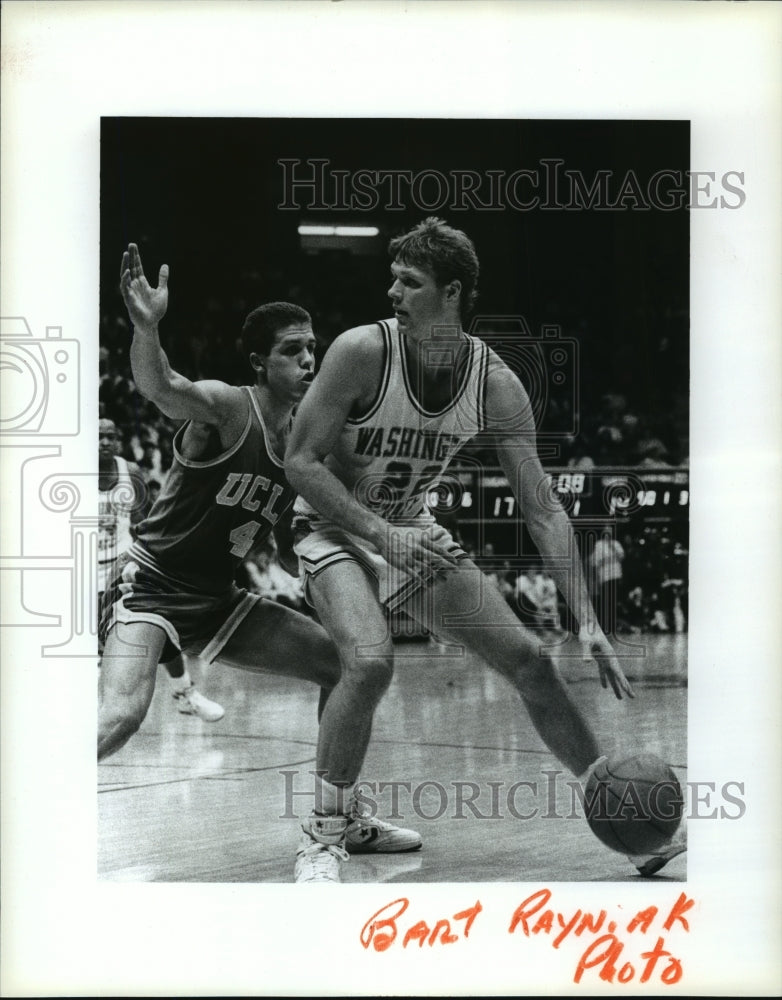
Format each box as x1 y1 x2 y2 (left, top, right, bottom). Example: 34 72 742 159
314 774 355 817
168 667 192 694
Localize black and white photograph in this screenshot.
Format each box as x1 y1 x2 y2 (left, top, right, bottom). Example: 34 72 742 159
98 117 691 887
1 2 780 996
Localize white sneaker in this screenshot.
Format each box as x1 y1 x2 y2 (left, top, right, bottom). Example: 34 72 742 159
172 683 225 722
295 815 349 883
345 800 422 854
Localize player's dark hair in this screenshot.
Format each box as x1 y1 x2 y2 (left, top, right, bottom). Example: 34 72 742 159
389 217 480 315
241 302 311 366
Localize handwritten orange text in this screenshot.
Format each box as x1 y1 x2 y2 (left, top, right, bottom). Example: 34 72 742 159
360 897 483 952
508 887 695 985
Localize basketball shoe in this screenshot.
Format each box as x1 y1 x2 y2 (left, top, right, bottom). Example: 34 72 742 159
629 830 687 876
295 814 350 883
172 683 225 722
344 796 422 854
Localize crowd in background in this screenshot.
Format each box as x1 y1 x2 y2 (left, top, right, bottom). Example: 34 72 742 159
100 258 688 636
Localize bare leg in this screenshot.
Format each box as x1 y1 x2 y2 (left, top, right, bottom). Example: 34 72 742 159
214 597 342 691
402 561 601 777
98 620 167 760
306 561 394 786
290 564 423 877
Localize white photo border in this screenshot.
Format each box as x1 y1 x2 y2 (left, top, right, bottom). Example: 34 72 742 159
1 1 780 996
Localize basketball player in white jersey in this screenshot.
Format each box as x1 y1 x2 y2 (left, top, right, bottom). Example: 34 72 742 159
99 417 225 721
286 217 685 880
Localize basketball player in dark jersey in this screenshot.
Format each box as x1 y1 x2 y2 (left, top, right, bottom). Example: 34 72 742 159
99 244 420 876
98 417 224 721
286 217 685 880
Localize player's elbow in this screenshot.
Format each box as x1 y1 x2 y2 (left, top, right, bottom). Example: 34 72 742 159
133 371 171 406
136 378 185 421
525 504 568 544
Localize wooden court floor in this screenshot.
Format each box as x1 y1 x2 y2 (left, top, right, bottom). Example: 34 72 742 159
99 632 687 884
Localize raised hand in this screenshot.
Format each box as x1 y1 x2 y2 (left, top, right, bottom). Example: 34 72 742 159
580 626 635 700
119 243 169 329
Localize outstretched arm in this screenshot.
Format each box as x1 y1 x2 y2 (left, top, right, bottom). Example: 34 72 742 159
120 244 238 425
486 366 634 699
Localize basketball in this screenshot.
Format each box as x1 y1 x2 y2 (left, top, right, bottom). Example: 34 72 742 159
584 752 683 855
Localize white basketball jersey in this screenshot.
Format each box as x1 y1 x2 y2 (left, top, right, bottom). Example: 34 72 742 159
98 456 135 591
314 318 491 524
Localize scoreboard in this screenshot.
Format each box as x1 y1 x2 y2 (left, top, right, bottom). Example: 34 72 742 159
429 467 689 525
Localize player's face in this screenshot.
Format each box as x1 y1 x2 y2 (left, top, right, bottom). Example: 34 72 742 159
262 324 317 400
387 260 456 341
98 420 120 459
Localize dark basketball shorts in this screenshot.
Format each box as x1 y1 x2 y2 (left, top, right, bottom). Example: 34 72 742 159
98 547 260 663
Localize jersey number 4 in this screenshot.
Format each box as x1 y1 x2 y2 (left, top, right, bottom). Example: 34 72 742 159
229 520 262 558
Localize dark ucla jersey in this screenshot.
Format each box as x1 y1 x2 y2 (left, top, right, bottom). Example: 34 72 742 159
132 386 294 594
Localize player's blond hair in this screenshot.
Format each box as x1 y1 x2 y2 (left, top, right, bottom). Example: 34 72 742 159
389 217 480 315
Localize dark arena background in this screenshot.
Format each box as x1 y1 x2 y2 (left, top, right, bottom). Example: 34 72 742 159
99 118 689 883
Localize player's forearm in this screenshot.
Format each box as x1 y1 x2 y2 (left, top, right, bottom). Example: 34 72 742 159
527 509 598 631
129 321 188 417
129 322 173 398
286 456 387 548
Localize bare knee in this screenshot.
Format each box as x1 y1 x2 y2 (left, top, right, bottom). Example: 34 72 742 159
341 652 394 706
314 638 343 690
97 696 149 760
